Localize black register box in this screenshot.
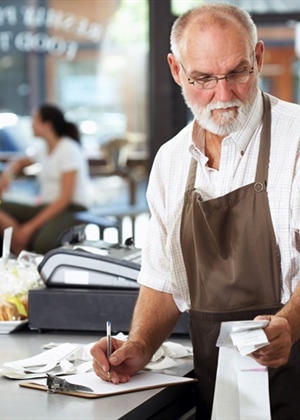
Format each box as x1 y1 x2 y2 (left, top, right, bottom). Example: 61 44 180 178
28 287 138 333
28 287 190 334
28 241 189 334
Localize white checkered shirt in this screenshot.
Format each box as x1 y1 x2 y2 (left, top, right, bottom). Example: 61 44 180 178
138 92 300 312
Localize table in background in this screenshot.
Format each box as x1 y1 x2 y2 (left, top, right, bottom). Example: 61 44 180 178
0 328 196 420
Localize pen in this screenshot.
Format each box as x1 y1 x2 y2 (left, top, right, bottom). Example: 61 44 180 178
106 320 112 382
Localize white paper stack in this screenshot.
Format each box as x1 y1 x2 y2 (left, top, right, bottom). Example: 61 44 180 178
212 320 271 420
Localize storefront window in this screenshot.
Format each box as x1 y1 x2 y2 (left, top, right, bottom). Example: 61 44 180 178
0 0 149 156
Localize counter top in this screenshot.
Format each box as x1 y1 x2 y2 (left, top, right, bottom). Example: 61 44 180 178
0 328 195 419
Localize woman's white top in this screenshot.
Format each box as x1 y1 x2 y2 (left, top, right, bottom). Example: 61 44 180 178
36 137 90 207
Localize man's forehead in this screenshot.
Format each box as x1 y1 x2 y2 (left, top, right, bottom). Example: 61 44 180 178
181 45 250 75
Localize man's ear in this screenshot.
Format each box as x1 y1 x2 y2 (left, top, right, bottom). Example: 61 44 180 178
255 41 265 72
167 53 182 86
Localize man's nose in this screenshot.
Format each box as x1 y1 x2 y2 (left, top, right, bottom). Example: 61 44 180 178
213 79 234 102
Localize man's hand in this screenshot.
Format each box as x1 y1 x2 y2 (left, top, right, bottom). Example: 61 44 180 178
90 337 149 384
251 315 292 368
90 286 181 384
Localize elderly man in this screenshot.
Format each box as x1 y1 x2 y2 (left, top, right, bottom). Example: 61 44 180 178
91 3 300 419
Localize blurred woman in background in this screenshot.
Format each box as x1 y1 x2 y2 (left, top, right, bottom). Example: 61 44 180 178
0 104 90 255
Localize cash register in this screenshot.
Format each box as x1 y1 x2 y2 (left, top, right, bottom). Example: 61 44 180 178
28 225 189 334
38 240 141 289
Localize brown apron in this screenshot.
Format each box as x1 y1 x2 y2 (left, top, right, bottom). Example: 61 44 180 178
180 93 300 419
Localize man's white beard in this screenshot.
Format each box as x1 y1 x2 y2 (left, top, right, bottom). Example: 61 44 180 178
182 82 259 136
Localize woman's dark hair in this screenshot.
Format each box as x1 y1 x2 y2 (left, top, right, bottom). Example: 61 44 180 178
38 104 80 142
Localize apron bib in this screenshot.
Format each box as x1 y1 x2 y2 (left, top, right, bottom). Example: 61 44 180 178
180 93 300 419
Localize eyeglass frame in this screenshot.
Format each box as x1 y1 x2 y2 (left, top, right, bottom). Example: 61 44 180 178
179 51 256 90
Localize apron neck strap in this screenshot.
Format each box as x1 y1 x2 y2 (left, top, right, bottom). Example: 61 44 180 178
185 155 197 192
255 92 271 183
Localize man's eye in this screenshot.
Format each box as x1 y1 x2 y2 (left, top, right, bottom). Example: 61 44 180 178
229 69 247 76
228 70 248 78
197 76 215 83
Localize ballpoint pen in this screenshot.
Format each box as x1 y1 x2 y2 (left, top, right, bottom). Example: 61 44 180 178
106 320 112 382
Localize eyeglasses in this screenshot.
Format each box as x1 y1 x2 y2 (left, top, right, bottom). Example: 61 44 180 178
180 54 255 90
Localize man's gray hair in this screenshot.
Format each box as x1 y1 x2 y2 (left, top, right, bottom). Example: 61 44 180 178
170 3 258 59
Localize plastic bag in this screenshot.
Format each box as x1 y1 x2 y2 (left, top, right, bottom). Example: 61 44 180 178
0 251 43 320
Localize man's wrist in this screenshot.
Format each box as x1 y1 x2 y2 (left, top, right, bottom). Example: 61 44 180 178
275 312 297 344
127 338 147 354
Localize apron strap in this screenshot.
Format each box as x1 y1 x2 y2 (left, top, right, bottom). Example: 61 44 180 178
184 156 197 192
255 92 271 183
